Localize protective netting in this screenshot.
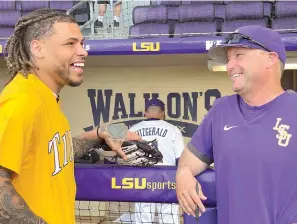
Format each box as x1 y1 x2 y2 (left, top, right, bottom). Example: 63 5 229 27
1 1 297 40
80 0 297 39
75 201 183 224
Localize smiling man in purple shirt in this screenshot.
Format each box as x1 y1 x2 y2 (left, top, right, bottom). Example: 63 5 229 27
175 25 297 224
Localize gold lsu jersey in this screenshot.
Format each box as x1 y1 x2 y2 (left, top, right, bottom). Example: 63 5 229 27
0 73 76 224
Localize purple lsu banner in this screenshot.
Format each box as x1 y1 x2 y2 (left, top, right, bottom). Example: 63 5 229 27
0 34 297 56
74 164 216 207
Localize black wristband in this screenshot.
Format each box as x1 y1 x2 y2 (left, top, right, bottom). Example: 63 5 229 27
96 126 101 139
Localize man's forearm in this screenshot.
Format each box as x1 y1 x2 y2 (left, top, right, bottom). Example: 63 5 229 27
0 167 47 224
177 148 209 176
72 124 132 159
72 136 100 159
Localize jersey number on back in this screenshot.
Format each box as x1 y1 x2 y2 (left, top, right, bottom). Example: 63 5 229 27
48 131 74 176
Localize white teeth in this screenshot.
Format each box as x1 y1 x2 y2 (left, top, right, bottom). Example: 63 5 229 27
232 73 242 78
73 62 84 67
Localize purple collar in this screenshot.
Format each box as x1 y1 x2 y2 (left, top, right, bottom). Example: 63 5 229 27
146 118 161 121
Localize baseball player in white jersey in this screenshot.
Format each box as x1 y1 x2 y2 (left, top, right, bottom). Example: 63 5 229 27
129 99 185 224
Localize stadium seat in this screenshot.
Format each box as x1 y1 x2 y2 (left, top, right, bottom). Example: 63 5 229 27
168 6 179 21
221 19 268 35
160 1 182 6
17 1 49 11
0 10 19 37
129 23 171 38
271 1 297 36
0 1 16 10
192 1 224 4
174 22 217 38
271 17 297 30
274 1 297 19
75 14 89 26
0 27 14 38
21 11 32 17
0 11 21 27
219 1 271 34
49 1 74 11
178 3 216 23
181 1 192 4
173 3 222 37
132 6 168 25
223 2 272 21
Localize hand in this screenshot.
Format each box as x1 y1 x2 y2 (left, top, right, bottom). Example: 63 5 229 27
176 166 207 218
126 131 142 141
97 123 142 160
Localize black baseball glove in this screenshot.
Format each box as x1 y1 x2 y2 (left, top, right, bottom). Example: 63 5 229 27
93 139 163 166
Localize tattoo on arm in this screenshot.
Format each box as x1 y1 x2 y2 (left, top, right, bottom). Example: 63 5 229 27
0 166 47 224
72 137 99 159
72 123 129 159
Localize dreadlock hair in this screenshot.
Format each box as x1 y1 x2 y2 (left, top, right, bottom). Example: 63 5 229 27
4 8 77 85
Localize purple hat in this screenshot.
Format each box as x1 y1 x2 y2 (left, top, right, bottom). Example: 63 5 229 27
146 99 165 111
208 25 286 64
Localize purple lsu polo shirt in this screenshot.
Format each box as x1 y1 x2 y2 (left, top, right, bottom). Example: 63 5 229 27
188 91 297 224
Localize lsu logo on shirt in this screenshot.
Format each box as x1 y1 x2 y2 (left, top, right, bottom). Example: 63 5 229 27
273 118 292 147
48 131 74 176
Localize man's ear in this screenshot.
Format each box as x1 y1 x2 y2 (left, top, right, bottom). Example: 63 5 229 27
30 40 45 59
267 52 279 69
161 111 165 120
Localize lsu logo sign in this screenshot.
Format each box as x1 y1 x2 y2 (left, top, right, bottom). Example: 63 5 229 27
83 44 90 51
83 89 221 137
132 42 160 52
112 177 146 189
206 40 223 50
273 118 292 147
111 177 176 191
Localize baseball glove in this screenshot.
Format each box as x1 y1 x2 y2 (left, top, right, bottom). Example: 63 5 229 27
93 139 163 166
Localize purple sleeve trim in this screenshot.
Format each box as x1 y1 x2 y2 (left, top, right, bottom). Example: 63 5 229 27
187 142 213 165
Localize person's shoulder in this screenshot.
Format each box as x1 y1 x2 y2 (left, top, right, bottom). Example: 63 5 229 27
282 90 297 106
285 89 297 98
0 78 42 111
129 120 145 130
210 94 236 110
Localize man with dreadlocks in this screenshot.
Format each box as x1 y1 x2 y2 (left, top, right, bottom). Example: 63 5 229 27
0 8 140 224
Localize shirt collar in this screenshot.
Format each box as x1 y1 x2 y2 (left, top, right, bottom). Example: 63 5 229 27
146 118 161 121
